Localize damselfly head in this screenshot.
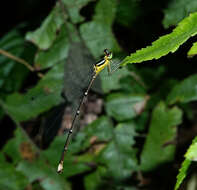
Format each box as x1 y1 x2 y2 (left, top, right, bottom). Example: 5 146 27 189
104 49 113 60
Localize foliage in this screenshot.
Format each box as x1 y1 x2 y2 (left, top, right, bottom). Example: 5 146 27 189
174 136 197 190
1 0 197 189
0 28 29 93
167 74 197 104
187 41 197 57
105 93 147 121
26 7 64 50
140 102 182 171
79 0 120 58
121 12 197 66
163 0 197 28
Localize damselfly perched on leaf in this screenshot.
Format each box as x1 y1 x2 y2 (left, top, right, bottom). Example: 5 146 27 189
57 46 122 173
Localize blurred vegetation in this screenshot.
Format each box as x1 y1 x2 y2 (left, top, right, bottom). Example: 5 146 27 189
1 0 197 190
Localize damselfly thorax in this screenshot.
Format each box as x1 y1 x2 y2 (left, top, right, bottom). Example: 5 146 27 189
94 49 113 75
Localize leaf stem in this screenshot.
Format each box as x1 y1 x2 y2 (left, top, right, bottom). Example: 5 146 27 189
0 49 44 78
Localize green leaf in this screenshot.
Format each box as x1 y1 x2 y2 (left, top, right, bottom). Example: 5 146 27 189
174 159 191 190
100 66 131 93
140 102 182 171
116 0 141 27
26 6 64 50
188 41 197 57
185 136 197 161
163 0 197 28
121 12 197 66
0 162 28 190
44 117 113 177
71 116 114 153
167 74 197 105
0 28 32 118
0 29 24 50
105 93 147 121
62 0 93 23
0 153 6 163
2 62 64 122
62 153 94 178
98 122 138 179
2 127 36 164
0 28 27 91
85 166 138 190
17 160 70 190
134 111 149 132
84 166 117 190
174 136 197 190
43 136 92 178
119 75 147 94
35 25 69 69
82 116 114 141
80 23 120 58
93 0 116 25
135 65 166 90
84 169 102 190
80 0 120 58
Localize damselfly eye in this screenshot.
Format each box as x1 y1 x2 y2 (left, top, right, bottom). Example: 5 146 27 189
104 49 110 56
108 52 113 59
104 49 112 59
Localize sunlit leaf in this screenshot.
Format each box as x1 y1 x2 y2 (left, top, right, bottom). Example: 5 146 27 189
121 12 197 66
185 136 197 161
174 136 197 190
174 159 191 190
188 41 197 58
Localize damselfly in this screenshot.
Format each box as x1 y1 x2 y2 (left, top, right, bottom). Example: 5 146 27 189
57 48 121 173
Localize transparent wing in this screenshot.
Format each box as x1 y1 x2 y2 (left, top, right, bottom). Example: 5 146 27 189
62 42 95 114
42 42 98 142
110 56 124 74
